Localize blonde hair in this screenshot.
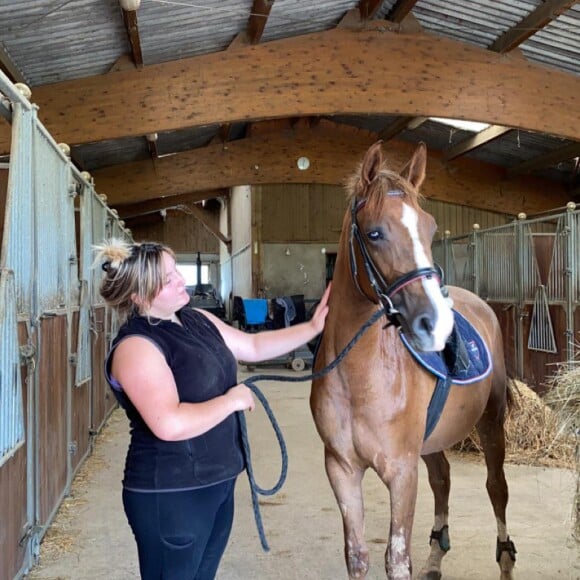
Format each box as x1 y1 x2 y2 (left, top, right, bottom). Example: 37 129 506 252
93 238 175 322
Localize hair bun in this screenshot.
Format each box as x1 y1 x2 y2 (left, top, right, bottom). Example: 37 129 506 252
93 238 133 271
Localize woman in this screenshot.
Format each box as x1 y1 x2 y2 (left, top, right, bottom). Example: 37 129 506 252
95 238 330 580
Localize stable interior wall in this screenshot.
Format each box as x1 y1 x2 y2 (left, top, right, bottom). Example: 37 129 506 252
262 243 337 300
130 210 219 254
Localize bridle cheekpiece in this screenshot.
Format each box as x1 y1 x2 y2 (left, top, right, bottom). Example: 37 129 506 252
348 196 444 327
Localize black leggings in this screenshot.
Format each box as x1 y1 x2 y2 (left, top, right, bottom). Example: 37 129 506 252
123 479 236 580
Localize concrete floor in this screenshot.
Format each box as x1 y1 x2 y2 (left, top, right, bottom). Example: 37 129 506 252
27 369 578 580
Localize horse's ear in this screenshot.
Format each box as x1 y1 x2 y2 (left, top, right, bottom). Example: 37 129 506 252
360 141 384 187
401 142 427 190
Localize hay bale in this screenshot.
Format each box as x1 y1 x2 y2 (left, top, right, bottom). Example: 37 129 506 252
454 380 575 469
545 363 580 542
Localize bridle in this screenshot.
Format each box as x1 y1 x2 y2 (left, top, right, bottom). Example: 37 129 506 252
348 196 444 327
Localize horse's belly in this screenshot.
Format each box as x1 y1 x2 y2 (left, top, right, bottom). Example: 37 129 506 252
421 381 491 455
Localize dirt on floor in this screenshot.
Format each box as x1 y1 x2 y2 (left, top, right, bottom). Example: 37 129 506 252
27 370 579 580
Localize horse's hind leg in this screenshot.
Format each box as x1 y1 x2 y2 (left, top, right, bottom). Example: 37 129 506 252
325 451 369 579
418 452 451 580
476 404 517 580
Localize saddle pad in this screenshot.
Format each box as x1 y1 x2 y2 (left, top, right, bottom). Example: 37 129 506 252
399 310 492 385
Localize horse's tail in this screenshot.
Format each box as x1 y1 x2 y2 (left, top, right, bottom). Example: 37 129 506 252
505 375 517 416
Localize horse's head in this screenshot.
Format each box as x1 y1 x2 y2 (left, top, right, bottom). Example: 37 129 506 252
347 141 454 352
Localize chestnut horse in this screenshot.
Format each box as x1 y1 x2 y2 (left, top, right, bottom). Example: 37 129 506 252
311 142 516 580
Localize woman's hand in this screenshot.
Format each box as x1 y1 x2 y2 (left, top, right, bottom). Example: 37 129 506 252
225 383 255 412
309 283 331 334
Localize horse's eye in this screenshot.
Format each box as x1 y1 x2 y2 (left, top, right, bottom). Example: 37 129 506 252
367 230 384 242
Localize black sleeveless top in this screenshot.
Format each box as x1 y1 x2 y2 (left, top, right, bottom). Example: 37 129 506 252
104 308 244 492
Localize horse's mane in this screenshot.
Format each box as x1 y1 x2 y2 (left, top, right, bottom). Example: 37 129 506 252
345 161 423 219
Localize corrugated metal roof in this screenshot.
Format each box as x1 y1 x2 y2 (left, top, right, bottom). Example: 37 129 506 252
411 0 543 48
137 0 253 65
520 4 580 75
0 0 128 85
74 124 221 171
262 0 359 42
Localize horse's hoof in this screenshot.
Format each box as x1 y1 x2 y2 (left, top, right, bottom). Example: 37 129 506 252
347 552 369 578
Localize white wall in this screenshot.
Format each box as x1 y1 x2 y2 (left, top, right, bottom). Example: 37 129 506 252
262 242 337 300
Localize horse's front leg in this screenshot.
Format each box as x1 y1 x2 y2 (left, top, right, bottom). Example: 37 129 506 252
325 450 369 579
377 457 419 580
418 452 451 580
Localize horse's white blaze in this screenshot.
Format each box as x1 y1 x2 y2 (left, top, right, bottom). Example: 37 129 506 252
401 203 454 351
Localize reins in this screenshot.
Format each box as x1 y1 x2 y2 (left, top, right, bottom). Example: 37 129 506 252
238 306 385 552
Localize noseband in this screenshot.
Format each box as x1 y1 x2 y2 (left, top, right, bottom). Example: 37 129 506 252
348 197 444 327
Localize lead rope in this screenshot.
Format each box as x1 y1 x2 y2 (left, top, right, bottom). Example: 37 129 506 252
237 307 385 551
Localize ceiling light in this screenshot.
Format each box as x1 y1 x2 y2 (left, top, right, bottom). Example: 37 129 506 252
297 156 310 170
431 117 490 132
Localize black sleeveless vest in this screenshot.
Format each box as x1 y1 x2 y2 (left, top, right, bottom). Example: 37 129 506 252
105 308 244 492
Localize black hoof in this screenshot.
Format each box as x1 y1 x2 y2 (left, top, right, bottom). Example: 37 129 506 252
422 572 442 580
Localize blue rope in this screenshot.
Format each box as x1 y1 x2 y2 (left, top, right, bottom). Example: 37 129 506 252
238 307 385 551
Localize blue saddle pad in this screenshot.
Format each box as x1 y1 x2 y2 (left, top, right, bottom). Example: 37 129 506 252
400 310 492 385
243 298 268 325
400 310 493 439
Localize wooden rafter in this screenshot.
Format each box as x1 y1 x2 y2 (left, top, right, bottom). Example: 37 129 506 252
188 203 232 249
247 0 274 44
442 125 513 162
507 142 580 179
359 0 385 20
378 116 416 142
490 0 577 53
1 27 579 153
121 8 143 68
118 190 228 218
387 0 419 23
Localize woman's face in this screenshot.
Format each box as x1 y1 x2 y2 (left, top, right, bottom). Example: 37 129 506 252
147 251 189 318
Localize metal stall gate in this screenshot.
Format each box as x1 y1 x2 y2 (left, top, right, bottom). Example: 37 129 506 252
0 72 131 580
433 206 579 389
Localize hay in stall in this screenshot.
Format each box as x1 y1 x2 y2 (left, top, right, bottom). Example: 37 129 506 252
453 380 575 469
544 363 580 542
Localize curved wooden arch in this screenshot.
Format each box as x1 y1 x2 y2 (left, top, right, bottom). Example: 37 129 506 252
96 121 569 216
1 26 578 153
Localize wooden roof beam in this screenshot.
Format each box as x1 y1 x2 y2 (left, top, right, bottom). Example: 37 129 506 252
442 125 513 162
490 0 577 53
120 0 144 68
387 0 419 23
91 120 570 216
359 0 385 20
188 204 232 250
117 190 228 218
507 142 580 179
247 0 275 44
1 27 579 152
378 116 417 142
